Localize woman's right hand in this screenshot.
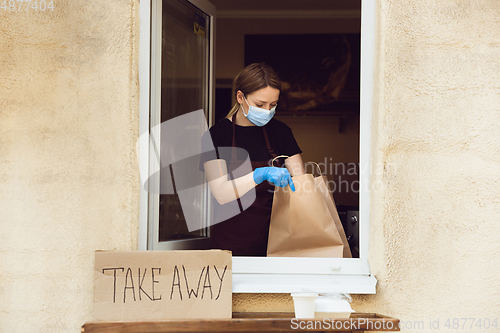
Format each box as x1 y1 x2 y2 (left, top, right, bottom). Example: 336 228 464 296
253 167 295 191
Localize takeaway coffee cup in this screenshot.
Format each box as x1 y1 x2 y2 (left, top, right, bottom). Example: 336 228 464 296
291 293 318 318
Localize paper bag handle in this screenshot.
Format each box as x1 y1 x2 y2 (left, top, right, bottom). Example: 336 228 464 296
271 155 290 167
305 161 325 176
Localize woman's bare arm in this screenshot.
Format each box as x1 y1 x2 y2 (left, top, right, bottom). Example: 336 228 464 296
204 155 301 205
203 159 257 205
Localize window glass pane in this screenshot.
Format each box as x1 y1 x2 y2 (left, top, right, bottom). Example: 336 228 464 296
159 0 209 241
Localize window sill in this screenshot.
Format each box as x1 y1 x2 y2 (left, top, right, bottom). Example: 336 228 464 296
231 257 376 294
232 274 377 294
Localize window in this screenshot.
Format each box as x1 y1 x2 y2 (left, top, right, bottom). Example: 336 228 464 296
138 0 377 293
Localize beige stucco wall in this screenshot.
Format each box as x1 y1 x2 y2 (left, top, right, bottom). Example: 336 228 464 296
0 1 140 332
362 0 500 329
2 0 500 332
357 0 500 326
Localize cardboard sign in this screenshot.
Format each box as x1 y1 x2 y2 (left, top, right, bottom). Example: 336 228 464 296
93 250 232 321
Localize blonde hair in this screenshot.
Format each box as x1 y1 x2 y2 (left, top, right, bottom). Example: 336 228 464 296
226 63 282 119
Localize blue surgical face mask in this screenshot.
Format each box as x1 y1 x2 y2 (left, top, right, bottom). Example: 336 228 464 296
241 95 276 127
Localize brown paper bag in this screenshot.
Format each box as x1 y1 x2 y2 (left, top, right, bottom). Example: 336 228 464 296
267 171 345 257
315 174 352 258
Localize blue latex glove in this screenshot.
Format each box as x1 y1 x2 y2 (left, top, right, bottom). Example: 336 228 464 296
253 167 295 191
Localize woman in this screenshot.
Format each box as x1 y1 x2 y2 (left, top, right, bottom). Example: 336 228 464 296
203 63 305 256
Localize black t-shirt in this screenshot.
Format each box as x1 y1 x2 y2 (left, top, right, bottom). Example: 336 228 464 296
200 117 302 168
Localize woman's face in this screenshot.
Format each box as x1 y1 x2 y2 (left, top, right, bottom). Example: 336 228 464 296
237 86 280 111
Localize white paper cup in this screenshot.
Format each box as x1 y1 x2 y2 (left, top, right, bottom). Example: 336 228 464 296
291 293 318 318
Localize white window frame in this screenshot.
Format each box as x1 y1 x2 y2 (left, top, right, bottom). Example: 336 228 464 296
138 0 377 294
143 0 216 251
